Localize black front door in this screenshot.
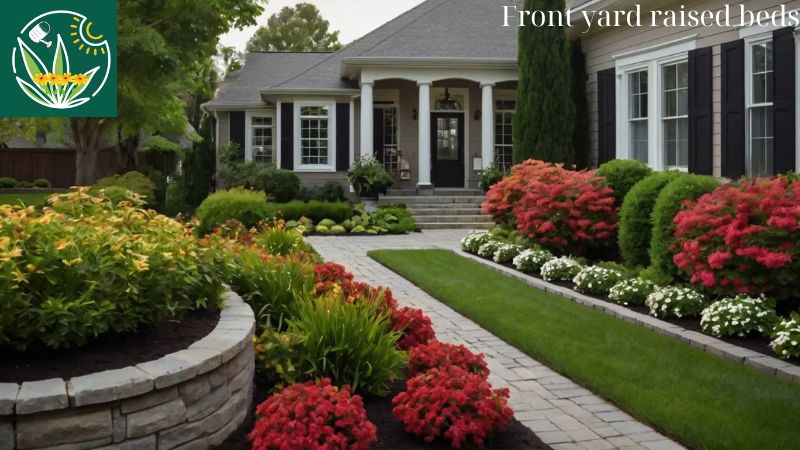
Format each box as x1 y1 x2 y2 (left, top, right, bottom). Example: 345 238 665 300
431 113 465 187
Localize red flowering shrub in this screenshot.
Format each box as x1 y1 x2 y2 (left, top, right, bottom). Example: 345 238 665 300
314 262 354 291
408 341 489 377
391 307 436 350
673 176 800 299
392 365 513 448
314 262 398 313
483 160 617 252
249 379 377 450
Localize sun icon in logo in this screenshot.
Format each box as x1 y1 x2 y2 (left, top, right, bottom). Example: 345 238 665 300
12 10 112 109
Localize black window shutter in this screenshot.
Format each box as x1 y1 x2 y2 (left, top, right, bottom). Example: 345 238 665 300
773 27 796 174
336 103 350 171
229 111 245 151
721 39 746 179
688 47 714 175
280 103 294 170
597 68 616 165
373 108 385 163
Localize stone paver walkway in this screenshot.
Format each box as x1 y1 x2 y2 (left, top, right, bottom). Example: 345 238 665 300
307 231 684 450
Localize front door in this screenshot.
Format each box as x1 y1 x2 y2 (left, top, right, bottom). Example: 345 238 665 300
431 113 465 187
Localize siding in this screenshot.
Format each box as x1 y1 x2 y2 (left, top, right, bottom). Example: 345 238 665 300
580 0 800 173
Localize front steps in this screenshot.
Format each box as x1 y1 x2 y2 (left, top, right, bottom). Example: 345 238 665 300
379 192 494 230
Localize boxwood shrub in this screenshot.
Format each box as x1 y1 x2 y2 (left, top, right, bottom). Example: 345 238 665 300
267 201 353 224
648 174 719 283
94 171 157 205
596 159 653 206
33 178 51 188
196 189 270 236
618 171 683 267
0 177 16 188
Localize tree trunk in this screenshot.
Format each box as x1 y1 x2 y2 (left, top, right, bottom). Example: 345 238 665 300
72 118 111 185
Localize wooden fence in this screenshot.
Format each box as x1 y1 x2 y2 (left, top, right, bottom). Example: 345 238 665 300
0 148 120 187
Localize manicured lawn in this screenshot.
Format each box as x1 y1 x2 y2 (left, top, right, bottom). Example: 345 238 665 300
369 249 800 450
0 192 52 206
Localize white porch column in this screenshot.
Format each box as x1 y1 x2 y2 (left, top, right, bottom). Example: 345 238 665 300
417 82 432 187
360 81 374 157
480 83 495 170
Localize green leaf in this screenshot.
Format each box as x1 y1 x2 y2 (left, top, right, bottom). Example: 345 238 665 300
67 67 100 101
52 35 69 75
17 38 48 93
16 77 52 107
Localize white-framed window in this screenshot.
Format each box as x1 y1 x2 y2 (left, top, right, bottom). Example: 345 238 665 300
745 37 774 177
245 110 275 165
294 102 336 171
662 61 689 169
494 99 516 173
378 104 400 177
628 70 649 164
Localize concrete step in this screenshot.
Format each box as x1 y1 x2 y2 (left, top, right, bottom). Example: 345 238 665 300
380 196 485 205
414 215 492 224
417 222 494 230
409 207 484 216
387 189 483 197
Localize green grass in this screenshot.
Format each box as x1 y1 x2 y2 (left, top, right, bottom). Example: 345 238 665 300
0 192 52 206
369 249 800 450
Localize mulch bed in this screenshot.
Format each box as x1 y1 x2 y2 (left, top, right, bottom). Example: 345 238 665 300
0 307 220 383
217 379 551 449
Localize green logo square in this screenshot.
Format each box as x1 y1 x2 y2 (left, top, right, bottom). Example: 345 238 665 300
1 0 117 117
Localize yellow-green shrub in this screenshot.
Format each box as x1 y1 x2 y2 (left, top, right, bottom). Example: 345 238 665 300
196 189 269 236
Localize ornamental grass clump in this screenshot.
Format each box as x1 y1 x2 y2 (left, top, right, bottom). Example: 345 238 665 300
477 240 504 259
0 189 226 350
540 257 583 282
493 243 523 263
770 314 800 360
573 266 624 295
512 248 554 273
700 295 778 338
645 286 707 319
609 278 656 306
461 232 497 254
408 341 489 377
249 379 377 450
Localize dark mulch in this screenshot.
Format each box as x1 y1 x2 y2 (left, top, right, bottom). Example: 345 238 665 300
0 307 220 383
217 379 550 450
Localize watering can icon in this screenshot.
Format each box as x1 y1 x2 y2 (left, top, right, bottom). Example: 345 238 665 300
29 22 52 48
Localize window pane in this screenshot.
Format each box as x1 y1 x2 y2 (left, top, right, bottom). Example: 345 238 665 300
631 121 648 163
753 43 766 73
678 119 689 167
749 106 774 176
664 64 676 90
677 88 688 116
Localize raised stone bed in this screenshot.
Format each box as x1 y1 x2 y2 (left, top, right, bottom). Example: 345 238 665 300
0 289 255 450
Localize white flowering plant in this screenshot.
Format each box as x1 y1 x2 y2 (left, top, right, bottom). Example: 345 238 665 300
608 278 656 306
493 243 524 263
700 295 778 338
572 266 624 295
770 313 800 360
477 241 504 259
461 232 496 254
513 249 554 273
645 286 707 319
540 257 583 282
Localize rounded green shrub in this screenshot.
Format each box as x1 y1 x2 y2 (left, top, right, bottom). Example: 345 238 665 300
33 178 51 188
596 159 653 206
267 201 353 224
196 189 269 236
257 168 300 203
649 174 720 283
618 171 683 267
0 177 17 188
93 186 137 206
15 181 34 188
94 171 157 205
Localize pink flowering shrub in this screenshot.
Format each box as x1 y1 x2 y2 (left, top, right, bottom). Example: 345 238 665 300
672 176 800 298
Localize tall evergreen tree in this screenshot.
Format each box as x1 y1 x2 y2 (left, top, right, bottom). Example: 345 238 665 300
514 0 576 165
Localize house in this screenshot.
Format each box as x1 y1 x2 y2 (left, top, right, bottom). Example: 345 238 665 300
203 0 520 192
572 0 799 178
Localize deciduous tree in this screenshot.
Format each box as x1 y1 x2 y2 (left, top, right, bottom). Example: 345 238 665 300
246 3 343 52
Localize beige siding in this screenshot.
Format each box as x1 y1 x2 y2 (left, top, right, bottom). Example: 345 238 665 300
580 0 800 171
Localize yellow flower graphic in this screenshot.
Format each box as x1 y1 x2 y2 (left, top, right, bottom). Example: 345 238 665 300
70 74 89 85
53 74 70 86
33 73 48 85
43 73 57 84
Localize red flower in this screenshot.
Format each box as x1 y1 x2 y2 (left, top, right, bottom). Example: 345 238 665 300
408 341 489 377
391 307 436 350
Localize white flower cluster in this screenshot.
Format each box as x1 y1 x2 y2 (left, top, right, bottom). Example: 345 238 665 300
540 257 583 282
608 278 656 306
513 249 554 273
461 232 496 254
700 295 778 338
769 314 800 360
493 243 524 263
645 286 707 319
572 266 624 295
477 240 504 259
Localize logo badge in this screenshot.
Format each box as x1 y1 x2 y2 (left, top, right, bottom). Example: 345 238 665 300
2 2 117 117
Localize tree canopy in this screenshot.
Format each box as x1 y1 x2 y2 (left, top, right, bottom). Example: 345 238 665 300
246 3 343 52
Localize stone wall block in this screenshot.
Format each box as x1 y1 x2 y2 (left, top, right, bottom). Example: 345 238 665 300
127 398 187 439
121 388 179 415
185 384 227 422
113 408 126 442
69 367 154 407
156 421 205 450
15 379 68 415
96 436 156 450
16 409 112 448
178 376 210 407
137 357 198 390
0 384 19 415
0 422 14 450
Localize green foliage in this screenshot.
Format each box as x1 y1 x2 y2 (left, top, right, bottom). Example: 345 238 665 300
94 171 157 205
596 159 653 206
174 117 217 211
288 297 407 396
94 186 139 206
348 157 394 199
137 136 186 177
222 162 301 203
0 177 17 189
254 328 308 391
648 174 720 283
15 181 34 189
195 189 269 236
298 181 347 202
33 179 51 188
479 164 505 192
267 201 353 224
573 266 624 295
618 171 682 267
246 3 343 52
515 0 575 164
252 226 311 256
609 278 657 306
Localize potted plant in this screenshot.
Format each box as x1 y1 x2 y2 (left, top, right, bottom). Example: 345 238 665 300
347 156 394 211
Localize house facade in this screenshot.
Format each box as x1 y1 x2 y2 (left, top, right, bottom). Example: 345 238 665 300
573 0 799 178
204 0 520 192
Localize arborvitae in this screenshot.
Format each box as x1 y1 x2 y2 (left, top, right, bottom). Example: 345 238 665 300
514 0 576 165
